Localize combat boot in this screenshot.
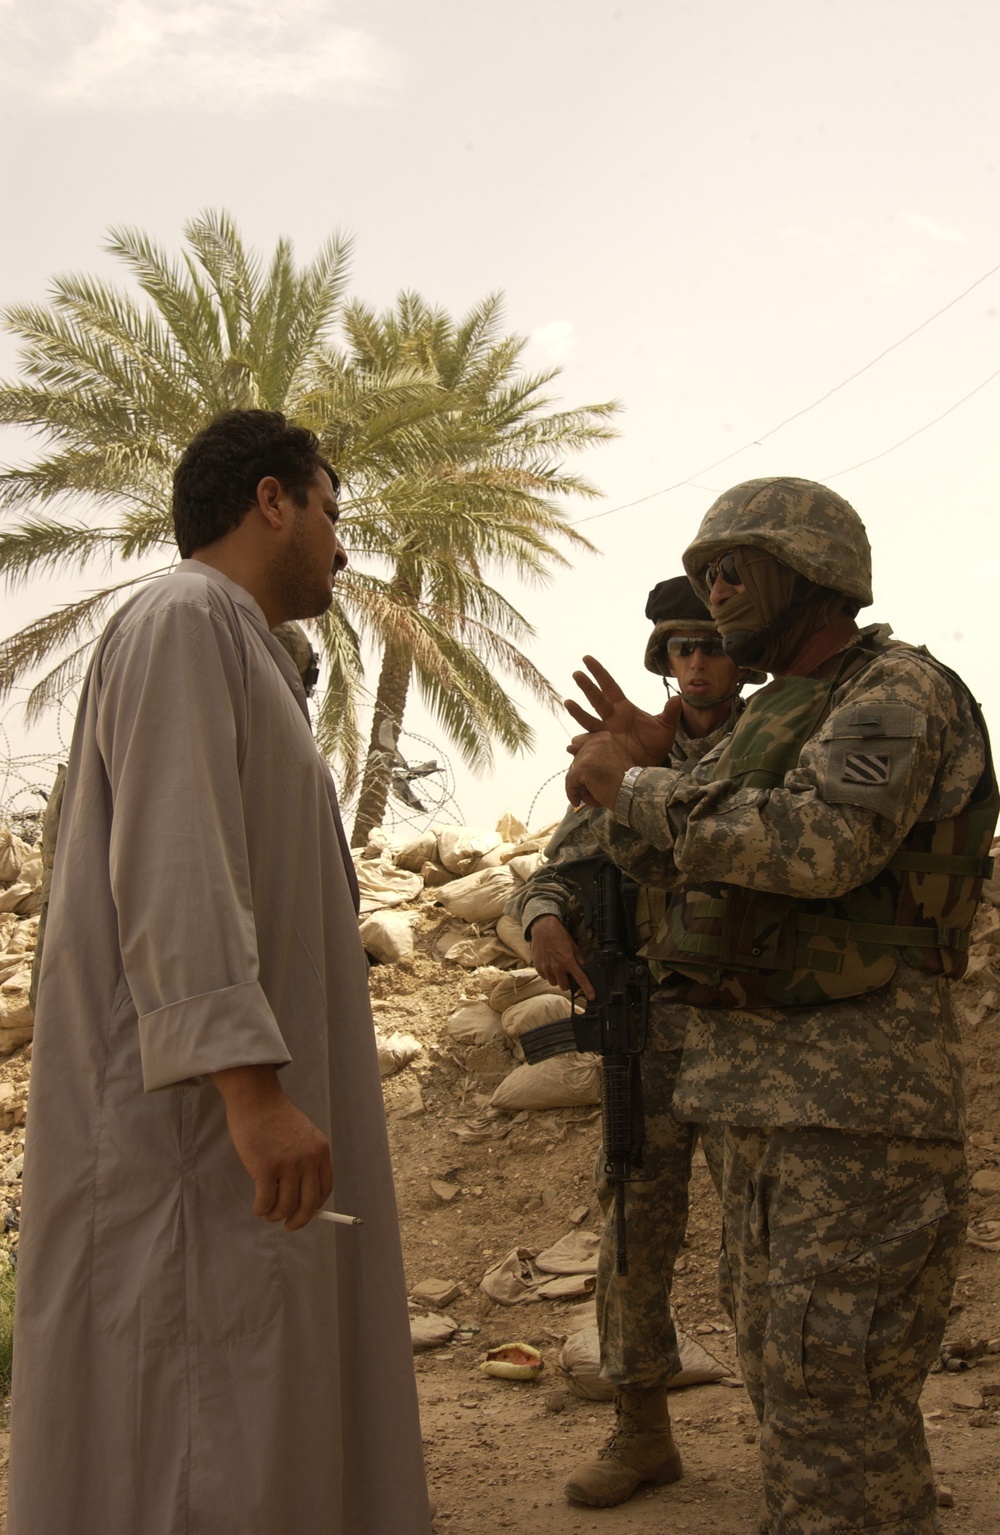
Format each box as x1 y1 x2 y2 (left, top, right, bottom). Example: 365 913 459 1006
563 1385 683 1507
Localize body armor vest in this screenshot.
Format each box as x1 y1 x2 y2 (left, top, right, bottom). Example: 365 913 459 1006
644 641 998 1009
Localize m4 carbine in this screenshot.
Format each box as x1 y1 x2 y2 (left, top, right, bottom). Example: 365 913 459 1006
519 857 650 1276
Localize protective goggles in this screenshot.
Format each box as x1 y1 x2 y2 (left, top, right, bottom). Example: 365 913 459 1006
703 551 742 590
665 636 727 660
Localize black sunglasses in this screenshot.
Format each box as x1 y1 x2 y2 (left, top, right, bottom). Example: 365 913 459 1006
703 552 742 590
665 636 727 660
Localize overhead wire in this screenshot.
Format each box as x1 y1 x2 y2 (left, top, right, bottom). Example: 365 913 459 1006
823 364 1000 480
572 255 1000 527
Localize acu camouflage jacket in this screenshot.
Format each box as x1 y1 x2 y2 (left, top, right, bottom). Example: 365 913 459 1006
588 629 995 1138
505 714 737 1050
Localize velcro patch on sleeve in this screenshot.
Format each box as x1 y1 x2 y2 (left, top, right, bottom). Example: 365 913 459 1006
821 702 922 822
842 752 891 785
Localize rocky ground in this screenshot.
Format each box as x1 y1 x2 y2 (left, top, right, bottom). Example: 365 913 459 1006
378 899 1000 1535
0 825 997 1533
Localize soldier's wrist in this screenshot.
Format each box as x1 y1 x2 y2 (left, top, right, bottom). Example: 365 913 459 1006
614 766 644 826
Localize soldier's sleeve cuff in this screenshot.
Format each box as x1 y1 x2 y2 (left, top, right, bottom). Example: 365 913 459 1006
521 898 567 936
622 767 684 849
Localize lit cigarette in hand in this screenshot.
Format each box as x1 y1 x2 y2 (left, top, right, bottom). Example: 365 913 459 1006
317 1210 363 1226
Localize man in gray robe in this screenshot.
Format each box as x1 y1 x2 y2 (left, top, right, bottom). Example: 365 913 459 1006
8 410 432 1535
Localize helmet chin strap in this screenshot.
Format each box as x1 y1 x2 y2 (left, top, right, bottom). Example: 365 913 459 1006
664 676 742 710
679 688 739 710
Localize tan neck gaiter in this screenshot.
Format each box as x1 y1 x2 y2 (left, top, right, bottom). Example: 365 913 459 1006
710 548 847 673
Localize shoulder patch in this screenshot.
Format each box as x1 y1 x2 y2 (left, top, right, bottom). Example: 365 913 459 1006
842 752 891 786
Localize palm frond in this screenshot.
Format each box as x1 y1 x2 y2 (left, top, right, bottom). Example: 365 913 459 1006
0 516 122 588
0 569 170 698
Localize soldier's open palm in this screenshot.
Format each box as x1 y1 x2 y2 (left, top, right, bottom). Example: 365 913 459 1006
566 657 680 766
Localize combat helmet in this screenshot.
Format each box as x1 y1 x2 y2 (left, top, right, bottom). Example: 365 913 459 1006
272 621 321 697
644 574 715 675
682 477 873 608
644 574 766 685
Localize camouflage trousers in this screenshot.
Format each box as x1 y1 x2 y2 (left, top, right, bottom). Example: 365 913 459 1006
720 1126 968 1535
595 1044 714 1388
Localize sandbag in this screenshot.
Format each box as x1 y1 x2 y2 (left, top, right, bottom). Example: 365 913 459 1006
507 852 543 884
0 884 38 916
443 935 516 970
488 969 565 1014
558 1315 730 1400
359 910 417 963
496 812 527 844
360 827 404 861
479 1236 601 1306
0 830 27 886
410 1312 458 1351
375 1029 422 1078
396 829 438 873
434 922 472 959
500 823 560 861
502 993 573 1058
435 866 514 922
445 1001 505 1047
535 1231 601 1275
489 1054 600 1111
420 860 454 887
437 825 502 876
473 842 516 871
353 854 423 913
5 915 39 956
495 913 533 963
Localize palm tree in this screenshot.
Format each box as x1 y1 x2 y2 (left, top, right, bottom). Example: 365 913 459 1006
0 214 617 836
327 292 615 843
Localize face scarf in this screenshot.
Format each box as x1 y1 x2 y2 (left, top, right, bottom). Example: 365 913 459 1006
710 548 848 674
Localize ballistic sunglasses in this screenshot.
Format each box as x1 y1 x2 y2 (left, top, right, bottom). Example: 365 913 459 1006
703 552 742 590
665 636 727 659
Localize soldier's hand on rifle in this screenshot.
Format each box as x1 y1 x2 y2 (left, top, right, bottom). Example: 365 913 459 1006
528 914 596 1000
566 656 681 765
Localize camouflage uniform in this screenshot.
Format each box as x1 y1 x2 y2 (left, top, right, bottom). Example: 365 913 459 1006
585 479 996 1534
507 716 731 1389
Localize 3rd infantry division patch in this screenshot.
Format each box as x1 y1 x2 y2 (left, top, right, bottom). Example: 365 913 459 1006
843 753 891 785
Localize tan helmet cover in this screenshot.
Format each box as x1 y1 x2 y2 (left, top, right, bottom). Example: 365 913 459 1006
272 621 317 686
682 477 873 608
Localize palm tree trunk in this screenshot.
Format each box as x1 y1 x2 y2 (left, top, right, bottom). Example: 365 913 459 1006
350 639 414 847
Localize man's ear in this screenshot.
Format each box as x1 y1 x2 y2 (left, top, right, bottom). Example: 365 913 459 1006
254 476 288 532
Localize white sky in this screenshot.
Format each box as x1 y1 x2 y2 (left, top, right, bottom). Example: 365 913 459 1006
1 0 999 833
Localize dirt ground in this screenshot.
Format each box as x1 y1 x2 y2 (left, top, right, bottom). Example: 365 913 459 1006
0 902 997 1532
375 904 1000 1535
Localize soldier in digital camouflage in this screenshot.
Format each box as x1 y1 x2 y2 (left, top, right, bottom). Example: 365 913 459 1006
563 477 998 1535
507 575 762 1508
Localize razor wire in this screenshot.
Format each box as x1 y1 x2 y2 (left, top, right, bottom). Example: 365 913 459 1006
0 692 77 840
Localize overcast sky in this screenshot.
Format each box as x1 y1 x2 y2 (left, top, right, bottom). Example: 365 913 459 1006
2 0 999 833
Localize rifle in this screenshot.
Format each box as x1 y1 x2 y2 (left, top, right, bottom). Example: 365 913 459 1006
519 857 650 1276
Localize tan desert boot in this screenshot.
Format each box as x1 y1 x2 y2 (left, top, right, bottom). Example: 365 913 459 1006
563 1385 683 1507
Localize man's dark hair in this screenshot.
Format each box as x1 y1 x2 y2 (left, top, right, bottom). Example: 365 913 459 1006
171 409 339 558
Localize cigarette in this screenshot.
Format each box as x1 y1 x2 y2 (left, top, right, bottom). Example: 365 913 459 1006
317 1210 363 1226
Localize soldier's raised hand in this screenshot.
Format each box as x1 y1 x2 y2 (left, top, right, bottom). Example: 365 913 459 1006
566 656 680 766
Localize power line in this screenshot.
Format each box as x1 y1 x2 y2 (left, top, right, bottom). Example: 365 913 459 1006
823 364 1000 480
574 255 1000 527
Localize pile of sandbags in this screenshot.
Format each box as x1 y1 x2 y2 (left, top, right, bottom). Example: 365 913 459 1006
443 966 600 1112
353 815 556 971
350 813 605 1112
0 827 43 1055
